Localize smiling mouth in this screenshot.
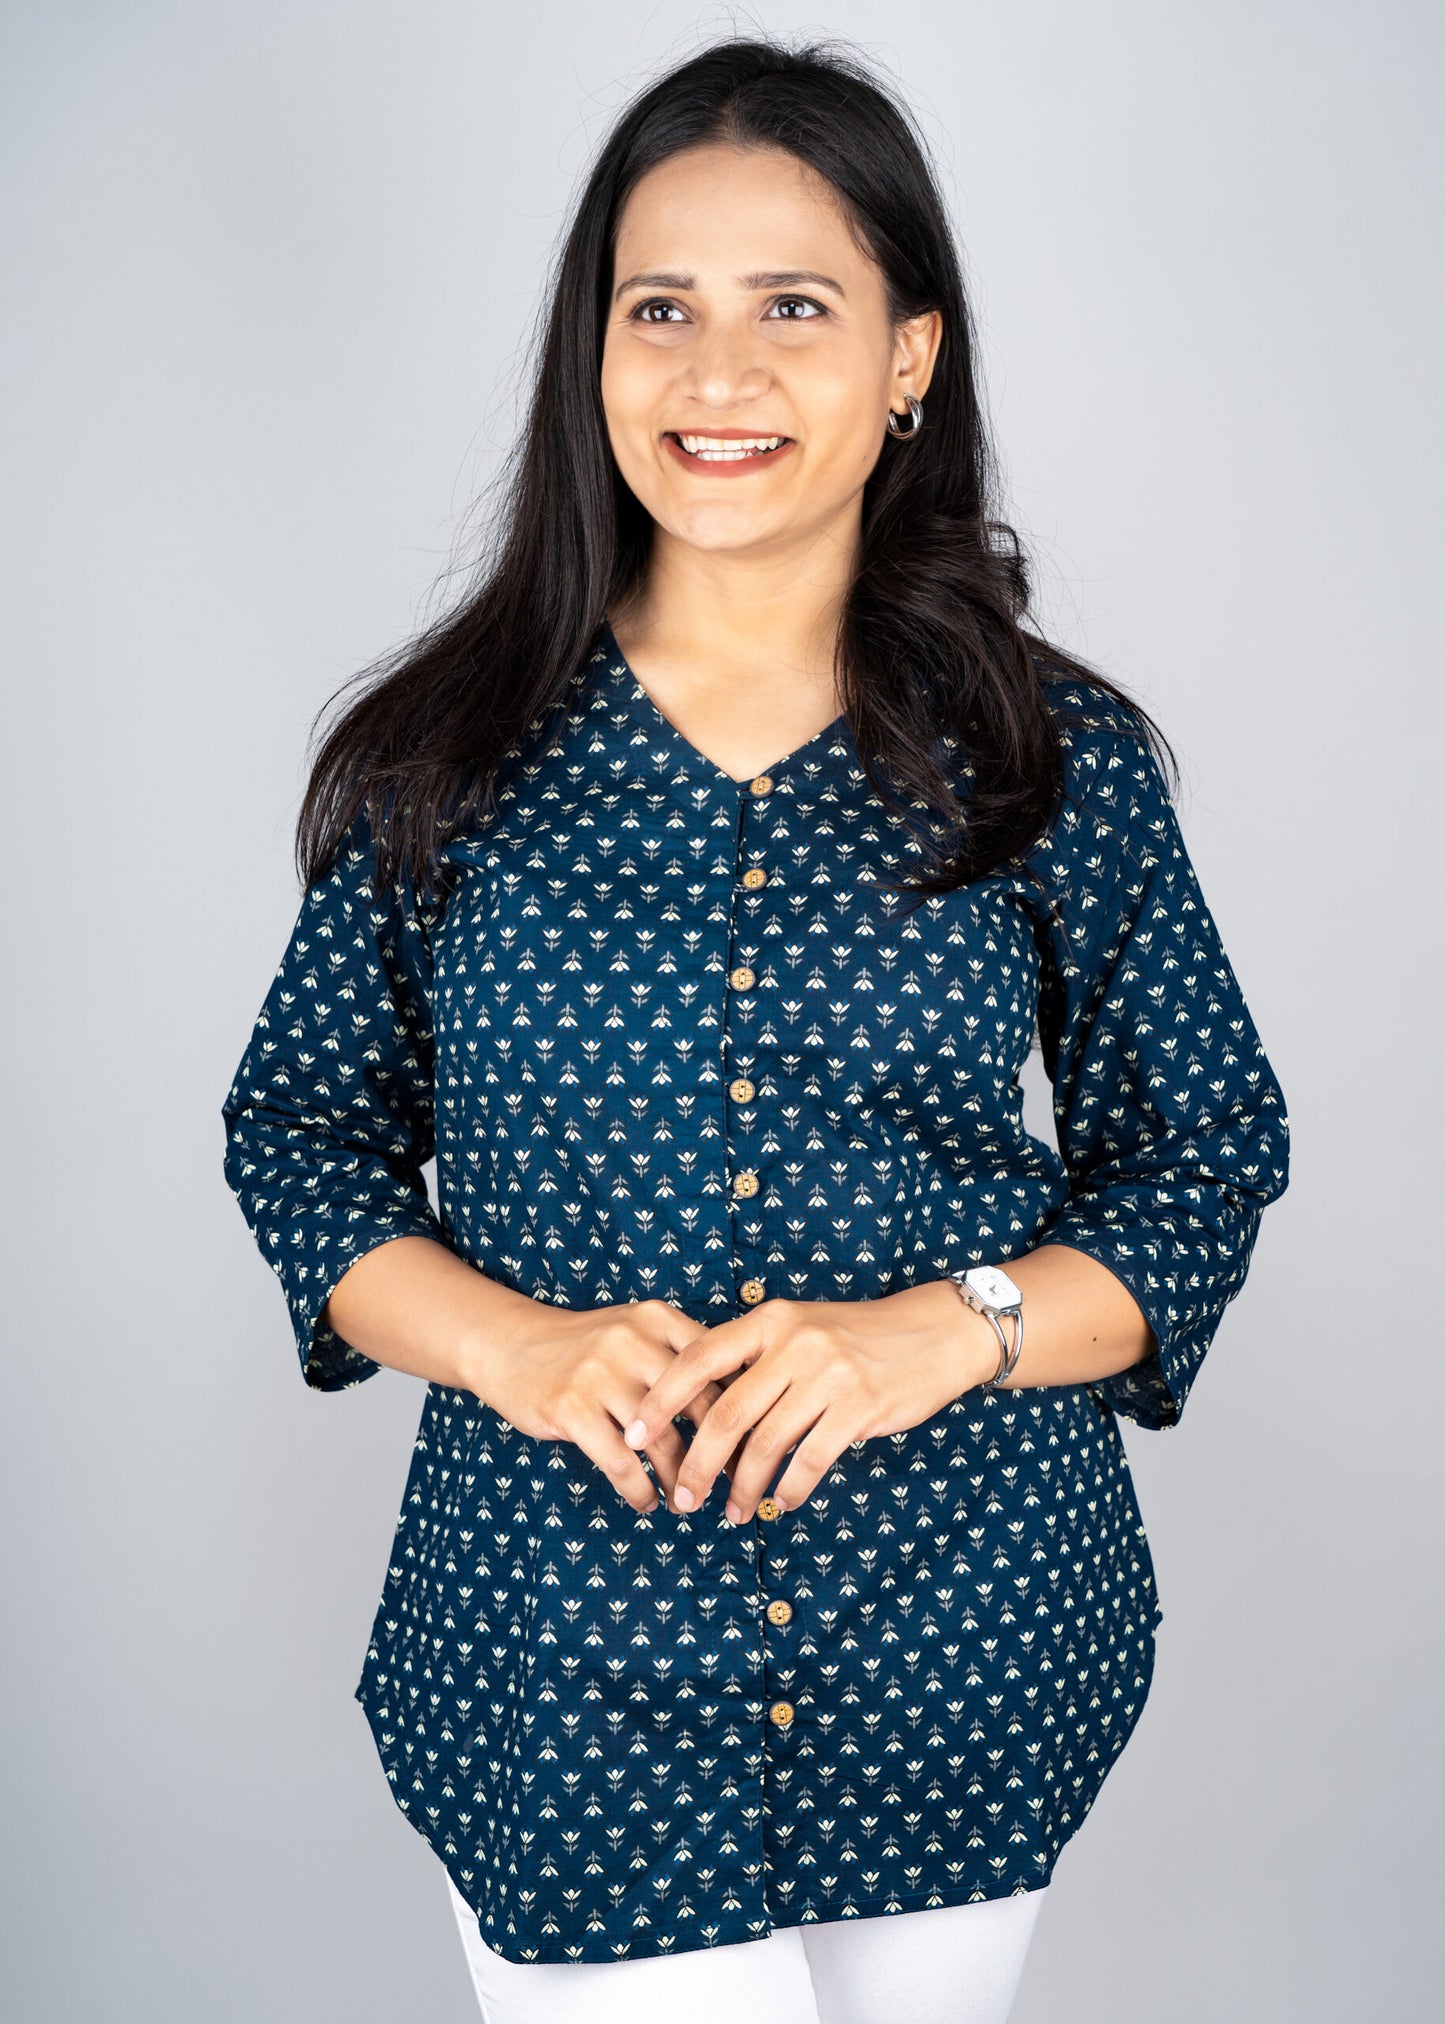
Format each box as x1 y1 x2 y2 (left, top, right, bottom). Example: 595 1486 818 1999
664 432 795 462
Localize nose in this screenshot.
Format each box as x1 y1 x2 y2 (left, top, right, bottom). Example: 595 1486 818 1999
681 325 773 408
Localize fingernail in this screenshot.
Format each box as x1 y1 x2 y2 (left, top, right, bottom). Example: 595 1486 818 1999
673 1484 695 1510
624 1418 647 1446
725 1500 743 1523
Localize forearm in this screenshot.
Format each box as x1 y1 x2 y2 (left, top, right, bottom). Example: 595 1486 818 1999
321 1234 1154 1402
905 1240 1156 1394
320 1234 542 1394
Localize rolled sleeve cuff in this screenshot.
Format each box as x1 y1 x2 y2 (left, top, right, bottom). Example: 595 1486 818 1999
1035 1208 1192 1430
265 1203 448 1393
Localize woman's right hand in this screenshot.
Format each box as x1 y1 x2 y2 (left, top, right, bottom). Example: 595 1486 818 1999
470 1297 738 1514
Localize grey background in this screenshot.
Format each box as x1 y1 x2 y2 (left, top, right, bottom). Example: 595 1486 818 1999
3 3 1440 2018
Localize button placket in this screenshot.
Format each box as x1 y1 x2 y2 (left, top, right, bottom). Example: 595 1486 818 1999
725 773 801 1753
757 1488 800 1740
724 777 774 1311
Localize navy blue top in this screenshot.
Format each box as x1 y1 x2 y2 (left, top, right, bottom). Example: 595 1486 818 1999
221 618 1289 1963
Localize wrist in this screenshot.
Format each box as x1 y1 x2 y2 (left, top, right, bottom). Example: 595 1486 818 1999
451 1279 550 1401
915 1277 1007 1394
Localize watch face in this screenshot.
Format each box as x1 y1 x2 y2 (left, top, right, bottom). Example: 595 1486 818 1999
964 1265 1022 1310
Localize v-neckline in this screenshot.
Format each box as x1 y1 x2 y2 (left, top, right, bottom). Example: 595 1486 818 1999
598 615 848 789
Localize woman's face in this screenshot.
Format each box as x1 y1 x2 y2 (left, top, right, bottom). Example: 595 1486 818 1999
600 142 940 566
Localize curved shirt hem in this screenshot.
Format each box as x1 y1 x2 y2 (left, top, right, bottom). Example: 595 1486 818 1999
445 1875 1062 1968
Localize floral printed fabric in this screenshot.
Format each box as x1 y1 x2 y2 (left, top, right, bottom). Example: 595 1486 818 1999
221 619 1289 1963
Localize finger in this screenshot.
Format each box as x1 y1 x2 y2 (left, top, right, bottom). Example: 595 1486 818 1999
678 1373 746 1480
600 1315 724 1444
766 1401 859 1516
707 1375 749 1484
623 1321 757 1455
641 1421 689 1505
721 1431 747 1490
668 1360 794 1517
674 1383 745 1502
595 1341 723 1507
567 1406 668 1514
655 1394 744 1499
646 1381 735 1504
613 1392 709 1510
679 1378 728 1424
719 1388 834 1520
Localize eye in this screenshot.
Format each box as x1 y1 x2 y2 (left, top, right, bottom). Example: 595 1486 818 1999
624 293 829 325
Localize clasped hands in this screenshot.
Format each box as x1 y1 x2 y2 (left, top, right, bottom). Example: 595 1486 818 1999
478 1283 1004 1523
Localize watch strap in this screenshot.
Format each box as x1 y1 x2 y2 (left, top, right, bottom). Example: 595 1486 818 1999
948 1270 1025 1390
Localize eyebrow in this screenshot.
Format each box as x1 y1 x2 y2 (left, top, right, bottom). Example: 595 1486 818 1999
612 268 847 303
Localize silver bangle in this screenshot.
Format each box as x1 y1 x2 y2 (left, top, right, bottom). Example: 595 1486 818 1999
981 1309 1023 1389
948 1274 1025 1390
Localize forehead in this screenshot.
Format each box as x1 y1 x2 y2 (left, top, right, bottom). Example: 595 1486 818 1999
613 143 859 265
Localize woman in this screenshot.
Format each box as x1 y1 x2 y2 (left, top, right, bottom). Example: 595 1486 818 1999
221 35 1290 2024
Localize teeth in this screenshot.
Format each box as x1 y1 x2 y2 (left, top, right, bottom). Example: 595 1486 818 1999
676 434 787 458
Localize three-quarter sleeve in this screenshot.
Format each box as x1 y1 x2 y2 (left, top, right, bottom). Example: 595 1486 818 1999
1031 708 1290 1429
221 805 448 1391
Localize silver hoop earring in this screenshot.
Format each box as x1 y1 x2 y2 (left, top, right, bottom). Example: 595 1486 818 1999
886 394 924 439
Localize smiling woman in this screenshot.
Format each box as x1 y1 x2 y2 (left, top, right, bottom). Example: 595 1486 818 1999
598 141 942 779
221 29 1291 2024
597 136 946 777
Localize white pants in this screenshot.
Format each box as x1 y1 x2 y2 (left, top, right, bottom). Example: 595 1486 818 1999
446 1872 1049 2024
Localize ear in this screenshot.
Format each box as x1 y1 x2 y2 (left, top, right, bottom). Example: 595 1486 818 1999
890 308 943 404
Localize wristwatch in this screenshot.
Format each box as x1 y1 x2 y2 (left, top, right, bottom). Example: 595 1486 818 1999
947 1264 1024 1390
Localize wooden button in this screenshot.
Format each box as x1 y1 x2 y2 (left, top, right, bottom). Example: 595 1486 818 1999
729 1077 756 1104
740 1278 766 1305
749 775 774 795
768 1700 795 1727
732 1171 759 1198
728 965 756 992
741 866 768 889
766 1598 793 1625
756 1496 781 1520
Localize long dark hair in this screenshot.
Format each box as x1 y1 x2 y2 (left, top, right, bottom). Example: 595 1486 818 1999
295 32 1176 903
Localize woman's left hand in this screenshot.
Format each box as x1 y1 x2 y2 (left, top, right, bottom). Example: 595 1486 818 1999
622 1282 1002 1522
